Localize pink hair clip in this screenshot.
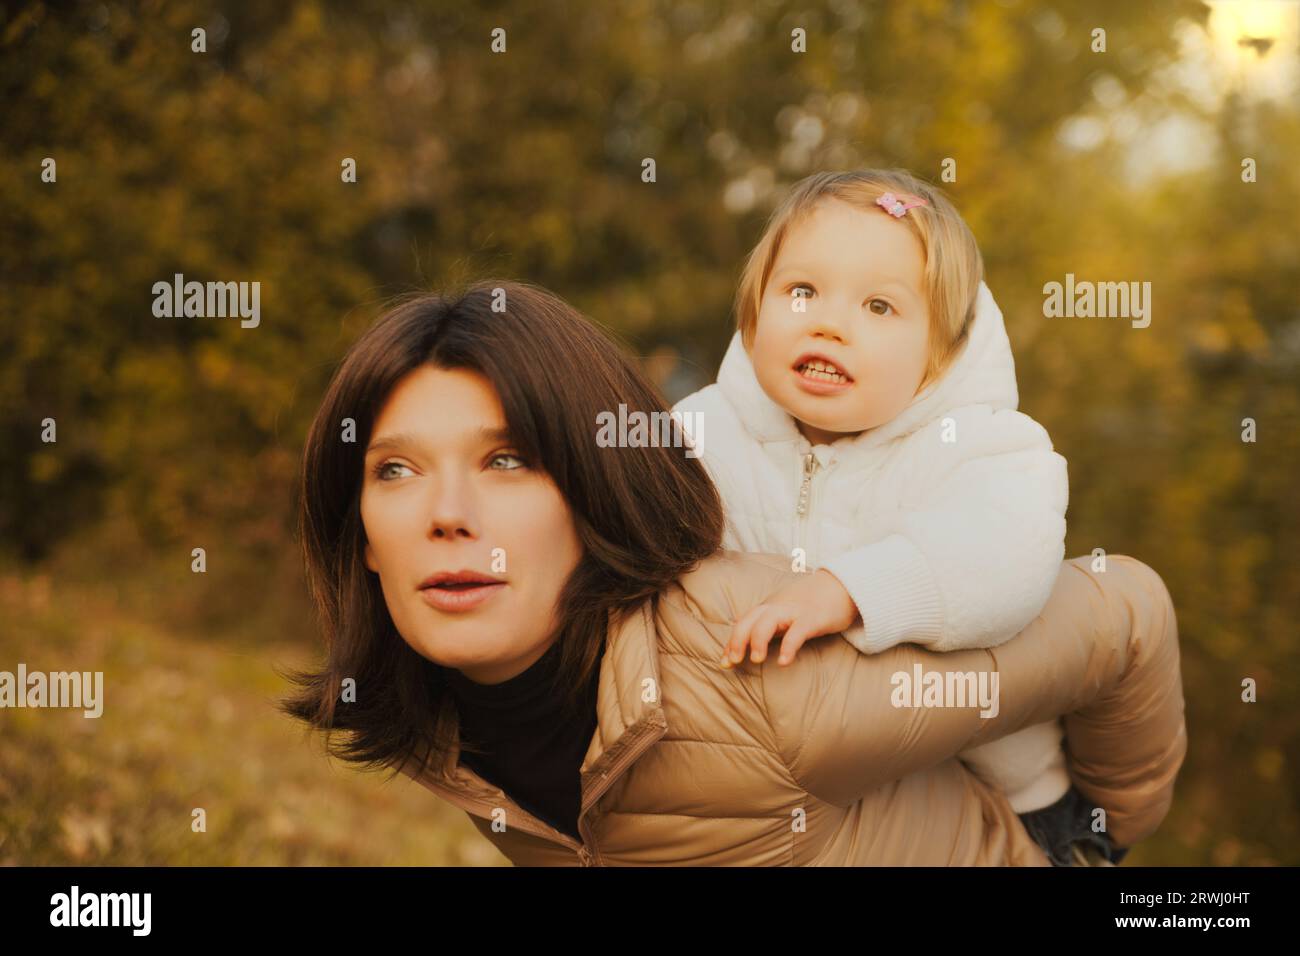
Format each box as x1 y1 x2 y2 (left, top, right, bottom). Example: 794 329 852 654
876 191 928 218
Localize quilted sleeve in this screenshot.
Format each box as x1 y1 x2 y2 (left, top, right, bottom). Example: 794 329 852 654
759 555 1186 848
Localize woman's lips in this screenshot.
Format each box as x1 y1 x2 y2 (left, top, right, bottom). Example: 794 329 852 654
419 581 506 613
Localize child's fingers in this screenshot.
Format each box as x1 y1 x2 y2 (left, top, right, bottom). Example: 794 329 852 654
748 607 795 664
723 604 793 667
721 631 751 668
723 605 766 666
775 621 818 665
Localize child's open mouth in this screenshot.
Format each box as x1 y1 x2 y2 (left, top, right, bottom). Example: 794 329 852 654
792 354 854 393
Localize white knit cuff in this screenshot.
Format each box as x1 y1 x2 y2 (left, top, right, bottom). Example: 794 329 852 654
823 534 945 654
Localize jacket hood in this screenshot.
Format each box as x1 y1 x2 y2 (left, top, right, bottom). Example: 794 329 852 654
716 280 1020 452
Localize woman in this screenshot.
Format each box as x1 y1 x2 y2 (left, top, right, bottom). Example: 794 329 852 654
282 280 1186 866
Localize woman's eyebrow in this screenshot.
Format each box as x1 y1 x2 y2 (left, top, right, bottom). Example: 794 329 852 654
365 426 512 456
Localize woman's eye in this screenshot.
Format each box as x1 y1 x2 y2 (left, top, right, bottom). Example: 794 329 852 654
372 460 412 481
487 452 527 471
867 298 895 316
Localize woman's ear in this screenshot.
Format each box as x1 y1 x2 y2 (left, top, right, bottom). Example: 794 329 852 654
363 540 377 573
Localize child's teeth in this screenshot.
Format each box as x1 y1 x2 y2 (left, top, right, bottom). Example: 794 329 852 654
799 363 847 383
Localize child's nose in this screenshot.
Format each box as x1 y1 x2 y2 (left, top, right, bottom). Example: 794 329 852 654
809 309 851 341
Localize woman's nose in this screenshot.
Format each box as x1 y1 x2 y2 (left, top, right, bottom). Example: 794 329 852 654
426 477 477 540
429 519 473 540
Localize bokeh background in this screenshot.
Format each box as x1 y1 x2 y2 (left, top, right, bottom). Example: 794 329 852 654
1 0 1297 865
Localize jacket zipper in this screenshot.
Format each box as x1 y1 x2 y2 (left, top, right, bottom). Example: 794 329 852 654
415 771 595 864
575 716 667 866
795 451 819 565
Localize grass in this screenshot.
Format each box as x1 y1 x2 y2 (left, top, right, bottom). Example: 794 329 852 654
0 562 507 866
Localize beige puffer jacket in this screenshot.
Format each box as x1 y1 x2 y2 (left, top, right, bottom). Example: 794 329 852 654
401 550 1186 865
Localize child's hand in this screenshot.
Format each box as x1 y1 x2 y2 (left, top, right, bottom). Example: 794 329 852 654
721 569 861 667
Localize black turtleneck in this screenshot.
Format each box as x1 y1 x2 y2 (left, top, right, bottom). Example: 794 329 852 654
443 639 603 841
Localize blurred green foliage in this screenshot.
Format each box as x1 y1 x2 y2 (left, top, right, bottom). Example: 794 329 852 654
1 0 1296 864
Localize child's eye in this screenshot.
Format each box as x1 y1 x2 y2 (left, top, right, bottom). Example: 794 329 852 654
789 284 815 300
866 298 896 316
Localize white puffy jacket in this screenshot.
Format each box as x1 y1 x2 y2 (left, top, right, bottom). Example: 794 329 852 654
672 280 1073 812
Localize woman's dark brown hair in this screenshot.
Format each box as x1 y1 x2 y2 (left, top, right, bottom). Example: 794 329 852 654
279 279 724 781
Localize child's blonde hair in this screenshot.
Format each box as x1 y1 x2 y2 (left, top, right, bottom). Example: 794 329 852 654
734 168 984 393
